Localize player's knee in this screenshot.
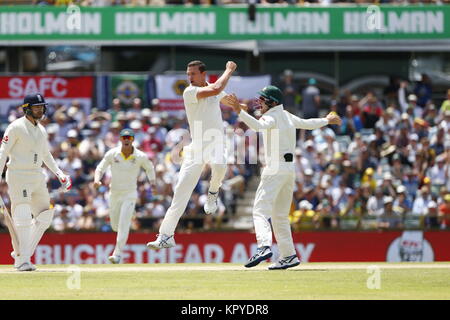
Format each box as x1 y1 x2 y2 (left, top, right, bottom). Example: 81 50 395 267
13 203 33 226
36 209 55 229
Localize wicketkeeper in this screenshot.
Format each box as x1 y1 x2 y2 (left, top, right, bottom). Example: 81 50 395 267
0 94 72 271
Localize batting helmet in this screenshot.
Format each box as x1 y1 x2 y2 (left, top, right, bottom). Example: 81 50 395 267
21 93 48 117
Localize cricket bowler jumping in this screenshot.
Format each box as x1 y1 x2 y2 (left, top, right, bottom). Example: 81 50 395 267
147 60 236 249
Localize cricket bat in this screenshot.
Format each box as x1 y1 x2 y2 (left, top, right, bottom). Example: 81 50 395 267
0 196 20 256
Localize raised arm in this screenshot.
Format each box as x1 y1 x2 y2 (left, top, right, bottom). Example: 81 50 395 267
196 61 236 99
291 112 341 130
290 114 328 130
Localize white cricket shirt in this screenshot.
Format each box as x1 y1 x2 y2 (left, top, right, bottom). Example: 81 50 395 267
0 117 62 176
95 146 155 192
238 105 328 175
183 84 226 152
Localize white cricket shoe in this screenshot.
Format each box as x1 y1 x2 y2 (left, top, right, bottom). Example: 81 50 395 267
17 262 36 272
146 234 176 250
244 246 273 268
268 255 301 270
12 252 36 270
11 251 19 268
108 255 121 264
204 192 218 215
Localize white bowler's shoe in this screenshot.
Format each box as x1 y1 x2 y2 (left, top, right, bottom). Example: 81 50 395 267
108 255 121 264
146 234 176 250
204 192 219 215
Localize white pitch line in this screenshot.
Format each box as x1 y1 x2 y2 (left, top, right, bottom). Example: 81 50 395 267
0 263 449 273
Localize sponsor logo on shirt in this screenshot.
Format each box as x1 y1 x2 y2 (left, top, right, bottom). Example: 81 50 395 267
2 136 8 144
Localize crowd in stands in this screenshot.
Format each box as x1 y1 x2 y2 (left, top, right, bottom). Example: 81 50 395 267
277 71 450 231
1 71 450 234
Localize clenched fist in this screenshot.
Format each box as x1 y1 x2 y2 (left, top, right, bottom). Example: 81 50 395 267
226 61 237 72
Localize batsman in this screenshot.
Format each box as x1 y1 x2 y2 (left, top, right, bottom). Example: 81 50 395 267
0 94 72 271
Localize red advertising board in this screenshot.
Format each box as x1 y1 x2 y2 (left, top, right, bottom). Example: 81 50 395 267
0 75 94 115
0 231 449 264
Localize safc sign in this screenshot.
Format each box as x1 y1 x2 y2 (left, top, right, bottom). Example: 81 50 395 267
0 76 94 116
0 231 449 264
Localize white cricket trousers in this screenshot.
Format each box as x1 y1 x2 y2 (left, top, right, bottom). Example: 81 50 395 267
6 170 50 215
252 172 296 259
6 170 52 264
159 151 226 236
109 190 137 256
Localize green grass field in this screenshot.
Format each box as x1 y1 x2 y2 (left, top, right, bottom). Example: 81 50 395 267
0 263 449 300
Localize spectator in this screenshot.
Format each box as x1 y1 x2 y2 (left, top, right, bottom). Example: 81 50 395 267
380 172 396 197
393 185 412 217
414 73 433 109
291 200 317 230
140 108 152 132
109 98 122 122
405 94 423 118
78 126 106 160
383 76 400 108
127 97 144 119
361 93 383 129
377 196 403 229
278 69 299 116
301 78 320 119
440 89 450 114
412 185 432 216
367 187 384 217
104 121 122 149
339 104 362 138
424 104 439 128
425 201 440 229
438 194 450 229
427 153 447 195
398 80 410 114
150 116 168 144
316 198 338 229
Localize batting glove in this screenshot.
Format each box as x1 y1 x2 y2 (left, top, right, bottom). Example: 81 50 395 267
57 173 72 193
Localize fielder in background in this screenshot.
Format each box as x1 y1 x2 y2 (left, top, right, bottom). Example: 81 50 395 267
0 94 72 271
223 86 342 270
147 60 236 250
94 128 156 264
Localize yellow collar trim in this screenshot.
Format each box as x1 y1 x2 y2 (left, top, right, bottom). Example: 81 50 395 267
121 152 135 160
